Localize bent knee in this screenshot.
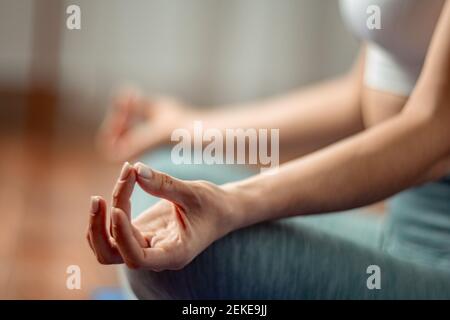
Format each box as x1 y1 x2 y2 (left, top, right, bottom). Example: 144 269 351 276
125 268 189 299
123 221 288 299
124 239 228 299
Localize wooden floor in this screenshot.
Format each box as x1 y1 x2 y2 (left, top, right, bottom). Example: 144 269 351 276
0 131 123 299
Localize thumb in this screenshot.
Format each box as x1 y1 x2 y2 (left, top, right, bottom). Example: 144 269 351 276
134 162 194 206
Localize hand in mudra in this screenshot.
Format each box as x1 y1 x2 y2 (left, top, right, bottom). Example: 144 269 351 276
97 88 200 162
87 162 236 271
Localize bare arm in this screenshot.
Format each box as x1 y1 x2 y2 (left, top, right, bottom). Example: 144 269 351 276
100 49 365 163
225 0 450 230
89 2 450 271
201 50 365 160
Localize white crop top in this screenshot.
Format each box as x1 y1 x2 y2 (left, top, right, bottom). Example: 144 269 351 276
339 0 445 96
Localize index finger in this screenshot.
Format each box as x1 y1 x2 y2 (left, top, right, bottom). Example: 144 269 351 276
112 162 136 218
111 162 148 248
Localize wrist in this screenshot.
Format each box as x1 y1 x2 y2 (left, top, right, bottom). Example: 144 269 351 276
221 178 267 233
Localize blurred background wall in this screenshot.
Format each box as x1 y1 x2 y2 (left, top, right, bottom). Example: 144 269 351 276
0 0 358 299
1 0 358 132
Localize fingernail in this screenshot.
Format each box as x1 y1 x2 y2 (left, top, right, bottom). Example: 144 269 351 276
135 162 152 179
119 162 131 180
90 196 99 214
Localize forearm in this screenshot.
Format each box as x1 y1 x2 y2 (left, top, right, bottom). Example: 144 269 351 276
223 2 450 231
225 107 449 230
202 76 363 159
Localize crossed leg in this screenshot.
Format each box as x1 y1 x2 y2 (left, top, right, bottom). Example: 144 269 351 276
119 150 450 299
125 215 450 299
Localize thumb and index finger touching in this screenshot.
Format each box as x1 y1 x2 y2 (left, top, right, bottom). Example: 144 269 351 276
97 90 163 162
110 161 191 270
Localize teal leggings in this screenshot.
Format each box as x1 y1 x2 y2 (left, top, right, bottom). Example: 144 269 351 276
123 149 450 299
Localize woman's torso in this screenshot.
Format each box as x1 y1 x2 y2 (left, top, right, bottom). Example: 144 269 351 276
340 0 445 126
340 0 450 270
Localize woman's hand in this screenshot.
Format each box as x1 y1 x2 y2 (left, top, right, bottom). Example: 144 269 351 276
97 88 200 162
87 162 239 271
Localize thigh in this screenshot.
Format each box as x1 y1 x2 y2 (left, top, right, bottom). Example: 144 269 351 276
125 149 450 299
299 210 383 250
125 216 450 299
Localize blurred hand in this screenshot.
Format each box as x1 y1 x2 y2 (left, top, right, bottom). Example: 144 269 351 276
97 88 200 162
87 162 238 271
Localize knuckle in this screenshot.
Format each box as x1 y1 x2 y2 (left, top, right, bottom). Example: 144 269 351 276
191 179 215 193
158 173 171 190
193 179 210 185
